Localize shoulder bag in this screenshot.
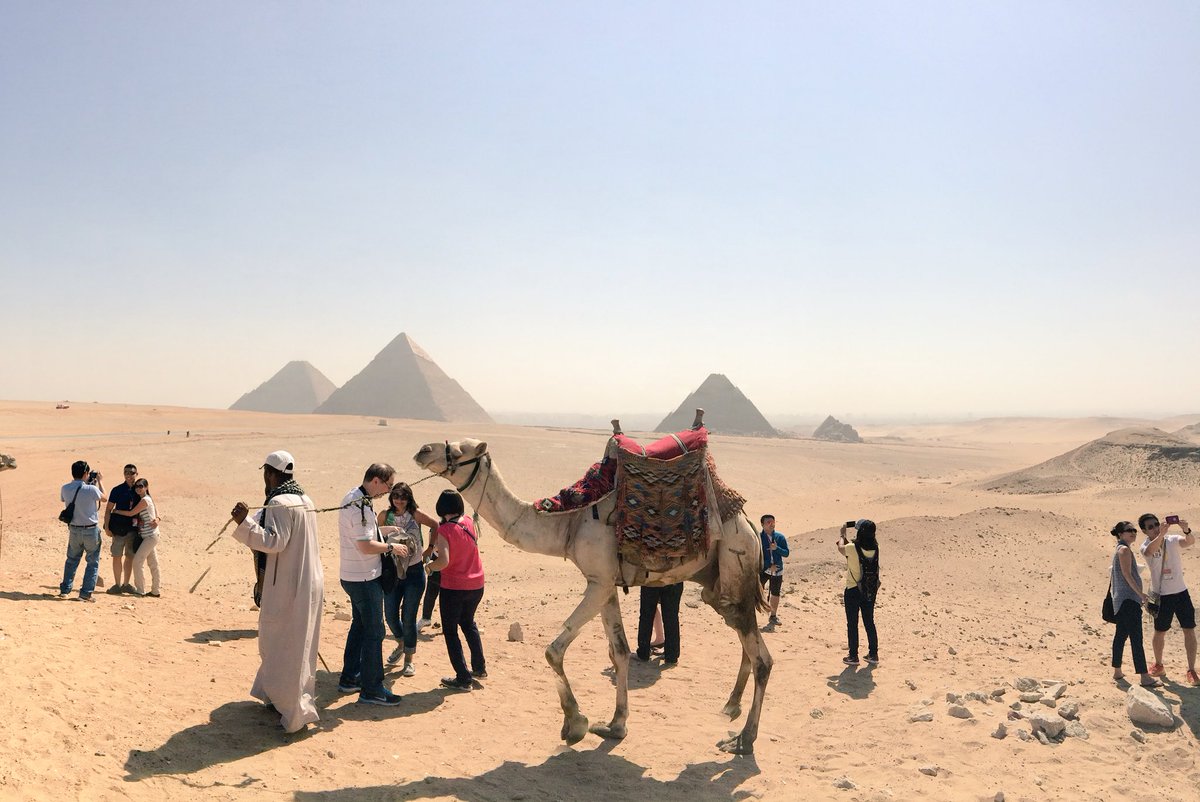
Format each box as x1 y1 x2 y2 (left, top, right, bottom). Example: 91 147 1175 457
58 483 83 524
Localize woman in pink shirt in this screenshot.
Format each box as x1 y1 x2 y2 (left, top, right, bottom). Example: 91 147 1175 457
427 489 486 690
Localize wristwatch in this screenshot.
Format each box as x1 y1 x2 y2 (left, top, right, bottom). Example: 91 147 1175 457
385 544 394 557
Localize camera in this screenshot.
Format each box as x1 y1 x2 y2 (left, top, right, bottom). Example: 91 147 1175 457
1166 515 1180 525
844 521 857 529
87 471 99 483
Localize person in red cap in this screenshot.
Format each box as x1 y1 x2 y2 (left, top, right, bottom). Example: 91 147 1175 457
229 450 324 733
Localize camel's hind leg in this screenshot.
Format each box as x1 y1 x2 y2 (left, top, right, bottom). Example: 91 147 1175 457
588 593 630 740
545 580 614 745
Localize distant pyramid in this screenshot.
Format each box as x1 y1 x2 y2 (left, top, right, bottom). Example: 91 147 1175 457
315 333 493 422
230 360 337 414
812 415 862 443
655 374 778 436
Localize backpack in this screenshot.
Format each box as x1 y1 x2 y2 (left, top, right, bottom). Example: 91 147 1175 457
854 544 881 604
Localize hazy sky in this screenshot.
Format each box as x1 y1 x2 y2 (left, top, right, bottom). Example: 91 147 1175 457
2 2 1198 421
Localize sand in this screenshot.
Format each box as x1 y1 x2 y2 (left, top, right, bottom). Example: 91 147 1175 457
2 400 1199 801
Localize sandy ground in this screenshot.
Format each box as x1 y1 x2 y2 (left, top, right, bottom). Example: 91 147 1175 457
2 401 1200 801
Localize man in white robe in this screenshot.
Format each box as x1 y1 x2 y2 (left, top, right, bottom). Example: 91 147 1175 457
230 450 323 733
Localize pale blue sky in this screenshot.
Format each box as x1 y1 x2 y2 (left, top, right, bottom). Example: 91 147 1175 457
2 2 1197 421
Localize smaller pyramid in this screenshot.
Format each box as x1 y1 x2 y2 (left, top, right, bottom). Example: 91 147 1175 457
230 361 337 414
655 374 778 437
315 334 492 422
812 415 862 443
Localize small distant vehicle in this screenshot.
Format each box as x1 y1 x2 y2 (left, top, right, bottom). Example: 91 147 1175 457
55 402 70 410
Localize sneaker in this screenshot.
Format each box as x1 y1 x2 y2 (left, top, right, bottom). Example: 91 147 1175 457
386 645 404 665
58 590 71 599
1149 663 1165 677
472 670 488 680
357 691 402 706
121 583 136 594
336 678 361 694
78 593 95 602
865 654 879 666
416 618 431 630
842 656 860 666
769 615 781 625
400 663 416 678
1186 670 1200 686
440 676 472 690
145 591 160 598
106 585 122 595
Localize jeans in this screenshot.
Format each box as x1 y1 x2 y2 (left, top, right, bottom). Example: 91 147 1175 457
421 570 441 620
637 583 684 662
1113 598 1148 674
384 563 427 653
340 578 386 696
60 525 101 596
843 586 878 660
440 586 485 682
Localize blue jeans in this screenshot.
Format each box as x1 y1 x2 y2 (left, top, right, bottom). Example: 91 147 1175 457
60 525 101 596
385 563 427 653
340 578 386 696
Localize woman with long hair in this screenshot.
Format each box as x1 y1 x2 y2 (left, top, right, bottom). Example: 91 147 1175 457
837 519 878 666
376 483 437 676
1109 520 1161 687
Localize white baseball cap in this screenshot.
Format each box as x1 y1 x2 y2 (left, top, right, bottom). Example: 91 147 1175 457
262 450 295 474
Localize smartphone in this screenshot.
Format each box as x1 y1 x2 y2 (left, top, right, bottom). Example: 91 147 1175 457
844 521 857 529
1166 515 1180 525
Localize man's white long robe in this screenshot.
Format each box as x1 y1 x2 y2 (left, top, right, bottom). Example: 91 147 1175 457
233 493 323 733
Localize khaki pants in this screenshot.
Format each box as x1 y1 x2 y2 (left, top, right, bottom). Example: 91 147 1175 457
133 534 160 594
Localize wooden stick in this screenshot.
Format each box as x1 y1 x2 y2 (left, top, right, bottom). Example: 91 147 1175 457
189 566 212 594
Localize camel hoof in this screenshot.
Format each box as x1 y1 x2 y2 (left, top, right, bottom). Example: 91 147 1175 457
716 732 754 756
588 722 627 740
720 702 742 721
561 713 589 745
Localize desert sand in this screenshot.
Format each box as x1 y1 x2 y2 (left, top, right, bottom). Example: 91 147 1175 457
2 401 1199 801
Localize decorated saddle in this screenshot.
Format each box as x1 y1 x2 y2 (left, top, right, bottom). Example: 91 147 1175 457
533 410 746 572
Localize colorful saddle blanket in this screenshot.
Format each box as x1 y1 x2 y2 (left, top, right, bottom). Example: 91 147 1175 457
614 446 710 570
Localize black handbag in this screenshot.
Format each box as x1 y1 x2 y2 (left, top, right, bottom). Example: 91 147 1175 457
1102 587 1118 624
380 551 399 593
58 484 82 524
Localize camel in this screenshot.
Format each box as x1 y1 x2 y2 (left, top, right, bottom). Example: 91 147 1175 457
413 421 772 755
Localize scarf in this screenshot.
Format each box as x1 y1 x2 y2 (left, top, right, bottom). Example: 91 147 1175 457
258 478 307 526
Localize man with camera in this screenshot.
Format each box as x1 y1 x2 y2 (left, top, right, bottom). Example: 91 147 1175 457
103 463 141 594
1139 513 1198 685
58 460 107 601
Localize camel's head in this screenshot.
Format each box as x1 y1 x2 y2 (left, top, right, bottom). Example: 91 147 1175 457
413 439 488 479
0 453 16 472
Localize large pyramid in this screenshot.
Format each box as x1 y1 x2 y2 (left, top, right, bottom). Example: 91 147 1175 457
655 374 778 437
315 333 493 422
230 360 337 414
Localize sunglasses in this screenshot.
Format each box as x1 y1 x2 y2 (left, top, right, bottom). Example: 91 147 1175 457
124 471 137 476
1122 528 1137 534
1144 522 1160 530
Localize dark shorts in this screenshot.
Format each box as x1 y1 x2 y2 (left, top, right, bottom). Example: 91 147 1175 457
1153 589 1196 632
759 571 782 597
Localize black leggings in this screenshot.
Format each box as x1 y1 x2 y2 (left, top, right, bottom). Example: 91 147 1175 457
440 586 485 682
1112 598 1148 674
421 570 441 620
843 586 878 660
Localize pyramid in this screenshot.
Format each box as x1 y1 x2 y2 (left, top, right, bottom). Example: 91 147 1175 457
655 374 778 437
812 415 862 443
230 360 337 414
315 333 493 422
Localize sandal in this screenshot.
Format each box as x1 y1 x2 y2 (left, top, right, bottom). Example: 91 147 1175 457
1140 679 1163 688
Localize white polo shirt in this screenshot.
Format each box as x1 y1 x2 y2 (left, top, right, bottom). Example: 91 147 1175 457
338 486 382 582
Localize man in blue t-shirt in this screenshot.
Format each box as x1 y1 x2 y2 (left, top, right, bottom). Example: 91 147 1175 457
59 460 107 601
759 514 790 626
104 463 140 593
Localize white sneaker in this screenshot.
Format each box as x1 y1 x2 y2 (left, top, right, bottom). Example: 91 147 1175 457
416 618 431 631
386 644 404 665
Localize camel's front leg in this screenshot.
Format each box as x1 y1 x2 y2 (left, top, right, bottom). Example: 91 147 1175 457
589 593 630 740
545 581 614 745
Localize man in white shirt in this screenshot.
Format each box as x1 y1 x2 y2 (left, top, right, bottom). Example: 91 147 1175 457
337 463 408 706
1139 513 1198 685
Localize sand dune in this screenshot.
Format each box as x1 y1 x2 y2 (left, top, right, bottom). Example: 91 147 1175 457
2 401 1200 800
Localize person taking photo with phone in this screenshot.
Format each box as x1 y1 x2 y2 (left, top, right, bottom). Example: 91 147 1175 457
1138 513 1198 685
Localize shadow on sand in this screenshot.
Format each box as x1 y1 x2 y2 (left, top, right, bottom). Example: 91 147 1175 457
186 628 258 644
123 675 451 785
294 745 761 802
826 664 876 699
0 589 70 602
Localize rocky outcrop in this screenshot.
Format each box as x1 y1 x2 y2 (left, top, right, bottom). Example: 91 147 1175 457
0 453 16 471
812 415 862 443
